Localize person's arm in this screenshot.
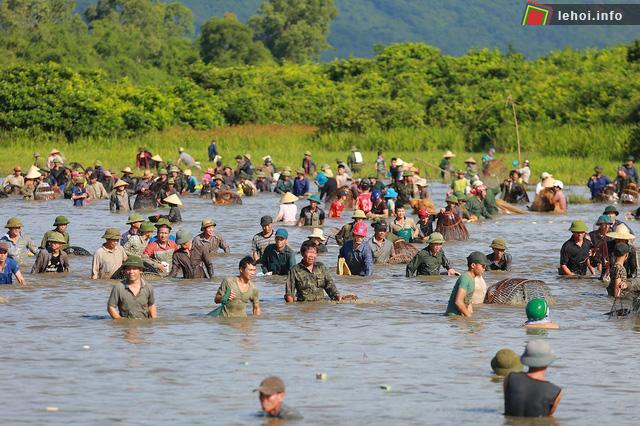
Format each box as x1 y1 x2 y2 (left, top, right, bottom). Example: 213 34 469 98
454 288 473 317
405 253 419 277
107 305 121 319
363 245 374 276
14 269 26 285
169 253 182 278
559 244 573 275
560 265 573 276
214 279 235 304
442 253 456 275
260 248 269 274
288 251 297 272
109 192 117 212
549 390 563 416
203 251 214 278
91 253 100 279
30 251 44 274
324 271 340 300
252 288 260 316
148 304 158 318
218 235 230 254
504 253 512 272
284 269 296 303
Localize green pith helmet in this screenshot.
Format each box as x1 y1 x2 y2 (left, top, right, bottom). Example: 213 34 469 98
102 228 121 240
53 216 70 226
568 220 588 233
126 213 145 224
122 255 144 269
175 229 194 245
446 195 458 204
139 221 156 233
46 232 66 244
526 298 548 321
4 217 23 228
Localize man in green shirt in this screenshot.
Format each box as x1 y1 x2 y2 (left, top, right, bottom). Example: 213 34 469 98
446 251 489 316
107 255 157 319
40 216 70 250
260 228 296 275
406 232 457 277
465 182 492 219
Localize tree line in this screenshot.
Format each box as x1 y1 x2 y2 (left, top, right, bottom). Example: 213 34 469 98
0 0 639 159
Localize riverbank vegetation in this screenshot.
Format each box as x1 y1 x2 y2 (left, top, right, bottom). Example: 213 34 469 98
0 1 638 183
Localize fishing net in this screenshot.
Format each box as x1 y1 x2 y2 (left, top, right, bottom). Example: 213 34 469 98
593 188 618 203
530 188 555 212
410 198 435 215
215 190 242 205
435 212 469 241
388 240 419 264
110 260 162 280
495 198 526 215
483 159 504 177
65 246 92 256
34 183 56 201
621 184 639 204
484 278 554 306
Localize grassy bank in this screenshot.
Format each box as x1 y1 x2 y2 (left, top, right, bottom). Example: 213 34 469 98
0 125 623 186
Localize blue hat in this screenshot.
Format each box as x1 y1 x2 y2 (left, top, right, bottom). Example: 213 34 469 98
596 215 612 225
371 189 381 199
384 189 398 199
275 229 288 239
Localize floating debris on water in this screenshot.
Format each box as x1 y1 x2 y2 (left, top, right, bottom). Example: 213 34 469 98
82 345 91 350
46 406 59 412
316 372 328 381
380 384 392 391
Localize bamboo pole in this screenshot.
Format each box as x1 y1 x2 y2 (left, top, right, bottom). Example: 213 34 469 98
506 94 521 164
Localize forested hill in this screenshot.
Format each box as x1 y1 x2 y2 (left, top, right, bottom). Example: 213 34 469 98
76 0 640 58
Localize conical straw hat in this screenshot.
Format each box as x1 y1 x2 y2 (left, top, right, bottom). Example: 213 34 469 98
151 154 163 162
25 165 41 179
281 192 298 204
113 179 129 188
163 193 183 206
606 224 635 241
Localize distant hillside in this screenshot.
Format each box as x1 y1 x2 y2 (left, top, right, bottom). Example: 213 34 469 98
75 0 640 58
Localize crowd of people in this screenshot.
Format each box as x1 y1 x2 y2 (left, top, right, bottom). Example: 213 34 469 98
1 142 639 419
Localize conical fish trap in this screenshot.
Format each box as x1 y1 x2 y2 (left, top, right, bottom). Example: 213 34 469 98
484 278 553 306
435 213 469 241
388 240 418 264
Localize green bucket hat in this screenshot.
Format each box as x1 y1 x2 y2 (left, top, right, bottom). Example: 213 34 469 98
46 232 66 244
175 229 194 245
603 205 619 216
490 238 508 250
102 227 121 240
200 218 216 230
126 213 145 224
154 218 172 229
4 217 23 228
308 194 322 204
122 255 144 269
53 216 70 226
139 221 156 233
282 170 291 177
491 349 523 376
568 220 588 233
596 215 612 225
296 168 306 175
402 171 413 177
467 251 489 266
446 195 458 204
352 210 367 220
159 168 168 175
428 232 445 244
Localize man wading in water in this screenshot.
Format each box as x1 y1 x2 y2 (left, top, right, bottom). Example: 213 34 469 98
107 255 157 319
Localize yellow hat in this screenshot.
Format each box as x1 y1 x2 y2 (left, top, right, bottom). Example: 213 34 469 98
307 228 326 241
113 179 128 188
151 154 163 162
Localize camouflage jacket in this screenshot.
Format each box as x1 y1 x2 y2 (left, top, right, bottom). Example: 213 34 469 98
286 262 339 302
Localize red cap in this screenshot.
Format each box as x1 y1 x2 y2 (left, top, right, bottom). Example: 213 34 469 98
417 208 428 217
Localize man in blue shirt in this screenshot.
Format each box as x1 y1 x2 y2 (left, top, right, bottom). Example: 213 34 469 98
623 156 639 184
587 166 613 199
338 222 373 276
0 242 26 285
292 168 310 196
207 139 218 161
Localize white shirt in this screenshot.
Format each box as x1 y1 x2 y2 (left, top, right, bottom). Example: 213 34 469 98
275 204 298 224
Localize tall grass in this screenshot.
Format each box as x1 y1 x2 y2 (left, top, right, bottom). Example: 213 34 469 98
0 125 625 185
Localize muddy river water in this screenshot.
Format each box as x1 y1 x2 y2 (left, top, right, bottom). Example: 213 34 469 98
1 183 639 425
